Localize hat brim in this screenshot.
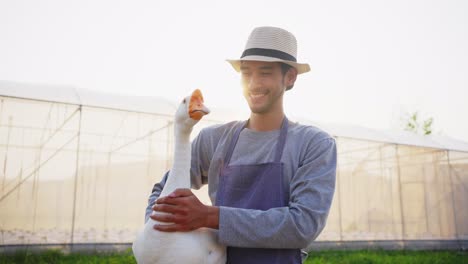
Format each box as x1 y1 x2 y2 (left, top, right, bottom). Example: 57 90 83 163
226 55 311 74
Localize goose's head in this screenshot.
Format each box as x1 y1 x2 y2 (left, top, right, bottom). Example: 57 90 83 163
175 89 210 132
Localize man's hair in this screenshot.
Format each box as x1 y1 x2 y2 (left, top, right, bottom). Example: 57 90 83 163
280 63 295 90
280 63 293 75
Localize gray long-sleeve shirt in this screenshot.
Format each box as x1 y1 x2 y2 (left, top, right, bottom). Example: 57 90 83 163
146 120 337 249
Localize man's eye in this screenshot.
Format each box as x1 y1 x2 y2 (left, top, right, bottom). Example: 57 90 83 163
261 72 271 75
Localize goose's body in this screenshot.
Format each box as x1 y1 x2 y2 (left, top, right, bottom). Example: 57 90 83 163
132 90 226 264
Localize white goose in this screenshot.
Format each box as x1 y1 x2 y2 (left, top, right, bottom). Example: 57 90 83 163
132 89 226 264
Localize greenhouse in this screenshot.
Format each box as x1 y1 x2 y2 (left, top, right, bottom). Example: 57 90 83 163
1 81 467 252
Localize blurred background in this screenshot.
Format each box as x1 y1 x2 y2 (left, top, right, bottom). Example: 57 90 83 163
1 0 467 252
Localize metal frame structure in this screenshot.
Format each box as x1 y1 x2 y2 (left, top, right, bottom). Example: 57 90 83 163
1 81 467 251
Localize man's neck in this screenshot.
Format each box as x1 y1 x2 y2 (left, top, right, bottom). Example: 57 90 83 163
247 111 285 132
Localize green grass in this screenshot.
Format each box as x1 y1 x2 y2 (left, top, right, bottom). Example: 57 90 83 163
304 250 467 264
0 249 137 264
0 249 466 264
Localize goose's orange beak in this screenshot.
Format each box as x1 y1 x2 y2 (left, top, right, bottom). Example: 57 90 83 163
189 89 210 120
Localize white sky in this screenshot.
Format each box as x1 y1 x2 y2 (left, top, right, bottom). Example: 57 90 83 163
1 0 467 141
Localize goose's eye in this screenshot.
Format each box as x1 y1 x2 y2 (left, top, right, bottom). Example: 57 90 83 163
182 99 186 104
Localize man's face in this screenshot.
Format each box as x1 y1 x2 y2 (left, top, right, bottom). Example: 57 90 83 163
240 61 295 114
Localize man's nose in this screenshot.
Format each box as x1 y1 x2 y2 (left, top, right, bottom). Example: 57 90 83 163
247 73 262 88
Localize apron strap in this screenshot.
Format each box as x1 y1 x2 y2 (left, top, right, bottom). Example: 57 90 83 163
274 117 289 163
223 120 247 166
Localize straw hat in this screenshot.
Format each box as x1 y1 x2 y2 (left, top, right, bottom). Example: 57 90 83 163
227 26 311 74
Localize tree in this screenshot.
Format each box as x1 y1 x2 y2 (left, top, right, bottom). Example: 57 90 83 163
402 111 433 135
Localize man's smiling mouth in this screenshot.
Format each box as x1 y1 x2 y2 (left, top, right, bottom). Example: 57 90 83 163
251 94 266 98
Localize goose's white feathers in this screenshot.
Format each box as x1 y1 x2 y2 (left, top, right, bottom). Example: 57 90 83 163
132 89 226 264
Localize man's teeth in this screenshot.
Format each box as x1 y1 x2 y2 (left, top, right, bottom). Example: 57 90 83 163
251 94 265 98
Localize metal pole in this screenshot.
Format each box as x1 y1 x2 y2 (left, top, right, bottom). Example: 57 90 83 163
447 150 461 248
335 137 343 242
432 151 442 237
422 151 430 237
70 105 83 244
395 144 406 246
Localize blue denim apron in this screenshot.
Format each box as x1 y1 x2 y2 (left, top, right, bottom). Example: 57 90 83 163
215 117 301 264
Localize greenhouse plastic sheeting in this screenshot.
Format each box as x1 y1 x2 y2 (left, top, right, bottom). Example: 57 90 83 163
1 92 467 247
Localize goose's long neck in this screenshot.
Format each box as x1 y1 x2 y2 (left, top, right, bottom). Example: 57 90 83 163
159 127 191 197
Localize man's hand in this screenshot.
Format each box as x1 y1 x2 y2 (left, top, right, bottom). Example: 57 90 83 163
150 188 219 232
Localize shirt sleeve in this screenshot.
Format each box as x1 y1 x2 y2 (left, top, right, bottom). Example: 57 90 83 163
217 137 337 249
144 171 169 223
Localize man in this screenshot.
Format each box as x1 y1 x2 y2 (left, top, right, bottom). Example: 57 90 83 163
146 26 337 264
